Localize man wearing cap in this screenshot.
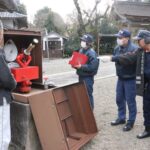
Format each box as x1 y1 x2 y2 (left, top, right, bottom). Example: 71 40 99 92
114 30 150 138
110 29 138 131
73 34 99 109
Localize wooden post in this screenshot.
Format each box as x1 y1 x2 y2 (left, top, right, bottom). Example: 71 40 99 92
97 35 100 56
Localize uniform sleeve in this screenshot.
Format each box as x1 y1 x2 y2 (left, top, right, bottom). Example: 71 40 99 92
111 44 138 64
116 43 139 65
80 52 99 72
112 55 120 62
117 51 138 66
111 46 120 63
0 55 17 90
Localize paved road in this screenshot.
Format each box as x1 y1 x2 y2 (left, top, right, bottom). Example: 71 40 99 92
43 58 115 86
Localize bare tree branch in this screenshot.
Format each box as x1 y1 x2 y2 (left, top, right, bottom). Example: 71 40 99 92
103 5 110 17
73 0 86 35
83 0 101 26
96 6 110 21
88 0 101 19
73 0 109 36
82 10 90 18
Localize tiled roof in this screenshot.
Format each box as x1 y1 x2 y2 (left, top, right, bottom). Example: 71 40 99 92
45 31 68 39
113 1 150 17
111 1 150 26
0 0 17 12
0 12 26 19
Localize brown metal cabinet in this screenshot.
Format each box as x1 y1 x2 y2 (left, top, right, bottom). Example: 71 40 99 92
4 29 43 84
12 82 98 150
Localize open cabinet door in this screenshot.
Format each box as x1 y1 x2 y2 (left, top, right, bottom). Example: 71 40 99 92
29 90 68 150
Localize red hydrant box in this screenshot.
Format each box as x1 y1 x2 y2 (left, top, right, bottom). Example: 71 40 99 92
11 66 39 83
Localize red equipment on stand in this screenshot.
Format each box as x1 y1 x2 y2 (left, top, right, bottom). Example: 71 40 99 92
11 39 39 93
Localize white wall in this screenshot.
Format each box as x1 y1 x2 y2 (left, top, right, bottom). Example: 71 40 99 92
3 19 14 29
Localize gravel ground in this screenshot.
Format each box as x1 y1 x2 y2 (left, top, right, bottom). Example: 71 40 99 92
43 58 150 150
81 77 150 150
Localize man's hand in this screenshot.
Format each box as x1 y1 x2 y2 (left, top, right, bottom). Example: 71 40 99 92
100 56 112 63
73 63 82 69
146 48 150 53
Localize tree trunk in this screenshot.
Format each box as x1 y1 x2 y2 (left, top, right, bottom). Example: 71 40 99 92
73 0 86 36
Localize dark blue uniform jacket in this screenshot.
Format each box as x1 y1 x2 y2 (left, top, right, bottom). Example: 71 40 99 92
144 52 150 81
113 48 150 96
76 48 99 77
112 41 138 79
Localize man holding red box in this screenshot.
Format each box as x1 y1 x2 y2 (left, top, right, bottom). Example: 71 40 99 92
72 34 99 109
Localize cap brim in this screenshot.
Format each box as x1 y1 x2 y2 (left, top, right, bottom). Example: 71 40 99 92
132 36 141 40
114 34 122 38
80 37 85 41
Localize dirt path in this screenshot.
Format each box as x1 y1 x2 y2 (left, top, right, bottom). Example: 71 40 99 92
81 77 150 150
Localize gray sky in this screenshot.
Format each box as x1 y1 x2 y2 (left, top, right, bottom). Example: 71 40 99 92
20 0 113 23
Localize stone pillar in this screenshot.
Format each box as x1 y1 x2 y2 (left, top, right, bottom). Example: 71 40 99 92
9 101 42 150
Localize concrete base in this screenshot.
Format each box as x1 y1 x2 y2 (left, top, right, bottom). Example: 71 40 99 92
9 101 42 150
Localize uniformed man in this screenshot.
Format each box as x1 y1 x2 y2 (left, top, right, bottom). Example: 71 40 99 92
72 34 99 109
133 30 150 139
110 29 138 132
111 30 150 139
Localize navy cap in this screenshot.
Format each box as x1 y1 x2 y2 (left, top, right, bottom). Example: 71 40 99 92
80 34 94 43
115 29 131 38
133 30 150 40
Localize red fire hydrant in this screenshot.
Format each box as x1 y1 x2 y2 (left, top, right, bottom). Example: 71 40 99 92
11 39 39 93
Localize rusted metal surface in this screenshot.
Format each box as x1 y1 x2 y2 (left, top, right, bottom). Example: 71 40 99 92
12 88 45 103
12 82 98 150
52 82 98 150
29 90 68 150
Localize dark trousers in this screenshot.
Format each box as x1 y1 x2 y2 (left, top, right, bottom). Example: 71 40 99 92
116 78 137 123
79 76 94 109
143 82 150 127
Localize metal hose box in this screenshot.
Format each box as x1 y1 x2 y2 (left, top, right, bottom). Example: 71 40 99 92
12 82 98 150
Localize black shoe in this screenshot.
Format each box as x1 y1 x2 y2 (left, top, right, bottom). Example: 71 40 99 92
123 123 134 131
111 119 126 126
137 130 150 139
